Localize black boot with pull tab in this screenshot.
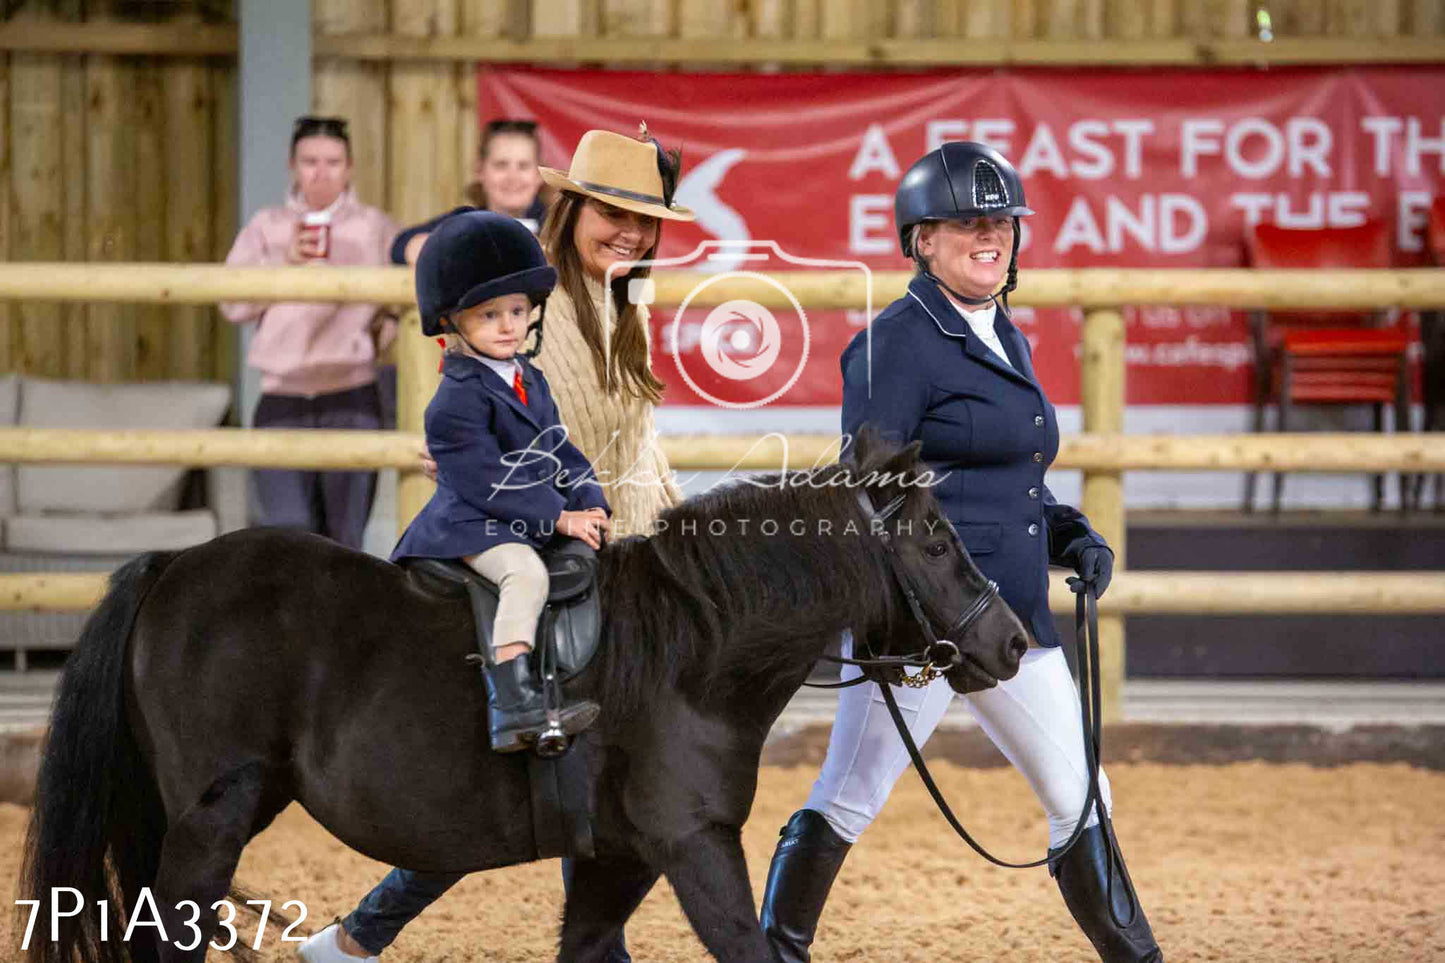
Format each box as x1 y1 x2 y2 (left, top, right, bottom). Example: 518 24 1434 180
1050 821 1163 962
1050 572 1163 962
473 651 598 756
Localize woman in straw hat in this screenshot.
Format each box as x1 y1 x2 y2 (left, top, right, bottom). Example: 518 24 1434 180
531 124 694 538
298 125 693 963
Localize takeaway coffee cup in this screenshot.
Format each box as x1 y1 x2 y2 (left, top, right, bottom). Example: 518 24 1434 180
302 210 332 259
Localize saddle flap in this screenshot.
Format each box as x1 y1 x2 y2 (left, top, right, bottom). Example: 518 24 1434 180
401 546 601 683
545 552 595 603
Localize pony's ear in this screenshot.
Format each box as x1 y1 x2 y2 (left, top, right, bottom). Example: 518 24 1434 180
851 423 906 471
849 423 874 467
877 439 923 483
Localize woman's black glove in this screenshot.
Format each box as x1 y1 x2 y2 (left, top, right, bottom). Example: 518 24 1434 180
1071 545 1114 598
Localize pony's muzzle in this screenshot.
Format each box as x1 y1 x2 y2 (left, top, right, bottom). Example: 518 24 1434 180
944 599 1027 693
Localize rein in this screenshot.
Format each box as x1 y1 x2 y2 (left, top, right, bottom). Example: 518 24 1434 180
814 487 1141 927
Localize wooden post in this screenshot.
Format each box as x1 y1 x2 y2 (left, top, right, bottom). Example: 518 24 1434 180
9 13 65 376
389 0 463 226
679 0 740 39
1106 0 1149 40
395 309 439 535
1079 308 1126 722
163 56 215 382
605 0 674 38
1218 0 1253 38
960 0 1013 38
751 0 793 39
1146 0 1178 36
133 60 168 380
0 51 11 373
312 0 388 210
456 0 514 201
1044 0 1081 37
1413 0 1444 35
210 61 238 388
529 0 602 38
60 47 87 379
84 51 137 383
893 0 935 38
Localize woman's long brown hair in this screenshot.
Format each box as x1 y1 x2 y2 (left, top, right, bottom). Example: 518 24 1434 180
539 192 666 404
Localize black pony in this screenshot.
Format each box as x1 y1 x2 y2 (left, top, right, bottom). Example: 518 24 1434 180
21 433 1028 962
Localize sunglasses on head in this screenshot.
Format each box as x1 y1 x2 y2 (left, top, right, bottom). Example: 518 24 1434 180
483 119 539 137
292 116 351 141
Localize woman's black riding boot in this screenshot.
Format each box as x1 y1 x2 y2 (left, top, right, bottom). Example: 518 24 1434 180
1050 823 1163 963
480 655 599 754
760 809 853 963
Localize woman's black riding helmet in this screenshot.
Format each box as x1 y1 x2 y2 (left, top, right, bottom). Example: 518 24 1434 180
894 141 1034 310
415 210 557 353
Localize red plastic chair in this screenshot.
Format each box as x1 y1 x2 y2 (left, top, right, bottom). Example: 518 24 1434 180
1244 219 1411 513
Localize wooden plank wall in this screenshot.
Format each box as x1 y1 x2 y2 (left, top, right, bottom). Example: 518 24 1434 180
1 1 235 383
1 0 1442 383
311 0 1445 237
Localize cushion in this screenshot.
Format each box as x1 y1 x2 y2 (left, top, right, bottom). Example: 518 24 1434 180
4 511 218 554
0 374 18 516
16 378 230 515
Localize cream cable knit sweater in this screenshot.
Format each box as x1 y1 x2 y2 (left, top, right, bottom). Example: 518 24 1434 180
532 274 684 537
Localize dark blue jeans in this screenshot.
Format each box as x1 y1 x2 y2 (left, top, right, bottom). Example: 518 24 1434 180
342 860 631 960
251 384 380 551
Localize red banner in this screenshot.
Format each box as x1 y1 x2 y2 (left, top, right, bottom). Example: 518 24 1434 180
479 67 1444 408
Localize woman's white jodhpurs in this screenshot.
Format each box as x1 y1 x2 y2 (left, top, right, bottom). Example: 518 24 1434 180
805 641 1112 848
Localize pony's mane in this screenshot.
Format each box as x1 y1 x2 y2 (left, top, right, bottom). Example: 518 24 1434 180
591 448 932 719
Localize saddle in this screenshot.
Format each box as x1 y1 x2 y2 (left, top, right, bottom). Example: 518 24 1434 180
402 540 602 860
404 539 603 684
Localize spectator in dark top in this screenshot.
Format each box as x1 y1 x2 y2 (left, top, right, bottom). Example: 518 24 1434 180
392 119 551 266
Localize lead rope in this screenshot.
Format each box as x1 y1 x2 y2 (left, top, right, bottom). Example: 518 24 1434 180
1073 577 1141 929
873 573 1145 930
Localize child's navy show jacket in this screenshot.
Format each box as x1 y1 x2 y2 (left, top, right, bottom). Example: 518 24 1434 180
392 352 609 562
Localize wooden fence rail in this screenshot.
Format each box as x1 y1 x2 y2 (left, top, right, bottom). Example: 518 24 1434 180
7 571 1443 615
4 264 1445 310
2 429 1444 473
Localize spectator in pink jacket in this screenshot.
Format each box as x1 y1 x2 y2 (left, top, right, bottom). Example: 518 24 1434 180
221 116 399 551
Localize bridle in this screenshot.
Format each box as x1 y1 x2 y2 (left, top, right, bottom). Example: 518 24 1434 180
810 486 1141 928
808 491 999 691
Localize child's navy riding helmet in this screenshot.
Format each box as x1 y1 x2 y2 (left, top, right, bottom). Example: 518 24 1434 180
415 210 557 337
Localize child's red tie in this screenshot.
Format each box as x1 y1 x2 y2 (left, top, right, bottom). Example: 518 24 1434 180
512 367 528 406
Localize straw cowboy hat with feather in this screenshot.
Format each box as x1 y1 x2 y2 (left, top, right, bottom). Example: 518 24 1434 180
540 125 696 222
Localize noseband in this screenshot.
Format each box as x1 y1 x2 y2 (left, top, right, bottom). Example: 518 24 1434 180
811 490 1000 690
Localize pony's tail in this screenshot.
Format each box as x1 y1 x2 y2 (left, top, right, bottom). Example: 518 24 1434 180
19 551 178 963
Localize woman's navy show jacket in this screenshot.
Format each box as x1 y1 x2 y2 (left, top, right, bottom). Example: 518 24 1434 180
840 274 1108 648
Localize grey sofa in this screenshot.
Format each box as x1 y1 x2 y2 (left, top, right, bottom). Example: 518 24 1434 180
0 374 244 667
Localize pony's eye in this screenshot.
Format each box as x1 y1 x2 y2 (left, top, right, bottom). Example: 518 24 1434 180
925 541 950 558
